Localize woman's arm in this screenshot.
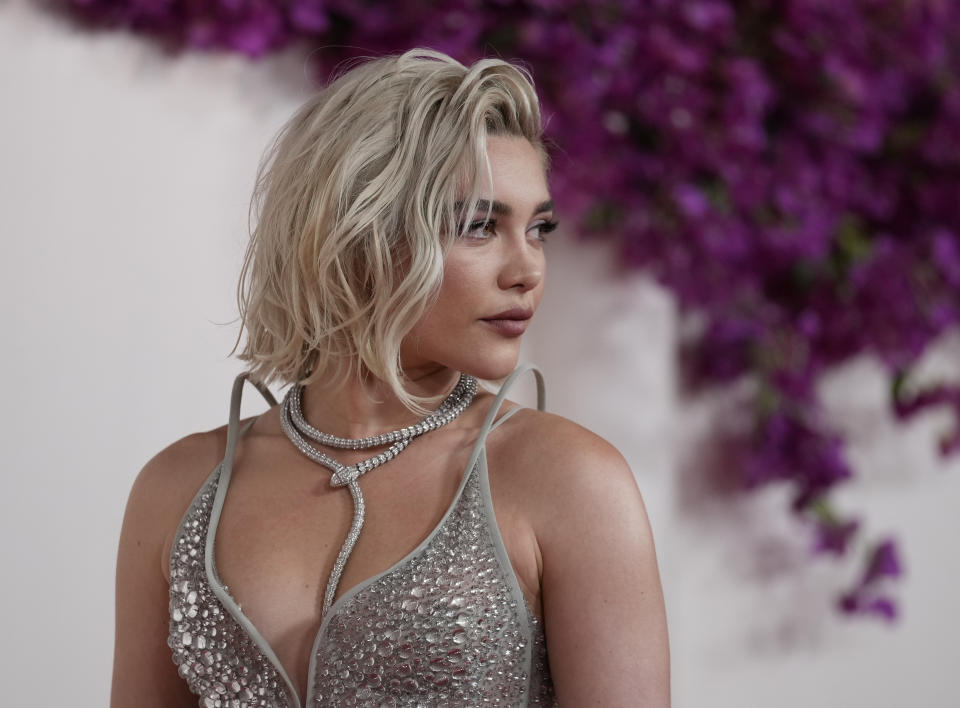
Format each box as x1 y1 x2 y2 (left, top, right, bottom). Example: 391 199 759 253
535 423 670 706
111 435 219 708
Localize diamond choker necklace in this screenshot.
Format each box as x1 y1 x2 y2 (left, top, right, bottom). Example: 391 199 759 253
279 373 478 615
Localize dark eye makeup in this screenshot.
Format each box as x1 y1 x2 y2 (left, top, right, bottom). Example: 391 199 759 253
463 218 559 240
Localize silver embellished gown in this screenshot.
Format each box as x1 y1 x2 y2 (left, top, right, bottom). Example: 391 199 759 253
168 364 557 707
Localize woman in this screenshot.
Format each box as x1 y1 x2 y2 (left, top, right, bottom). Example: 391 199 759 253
112 49 670 707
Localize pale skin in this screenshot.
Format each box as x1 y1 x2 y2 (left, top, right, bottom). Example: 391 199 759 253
112 136 670 706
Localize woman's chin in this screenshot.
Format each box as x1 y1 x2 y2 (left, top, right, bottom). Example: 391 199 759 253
460 352 522 382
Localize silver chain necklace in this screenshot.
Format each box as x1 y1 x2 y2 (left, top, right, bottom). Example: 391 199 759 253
279 373 478 615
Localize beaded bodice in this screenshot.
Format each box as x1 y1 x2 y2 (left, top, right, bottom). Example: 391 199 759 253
168 365 557 707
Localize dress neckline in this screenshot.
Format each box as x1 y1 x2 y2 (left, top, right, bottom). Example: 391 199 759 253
202 365 545 707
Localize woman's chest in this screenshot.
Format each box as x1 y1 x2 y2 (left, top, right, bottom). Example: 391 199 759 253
203 447 542 703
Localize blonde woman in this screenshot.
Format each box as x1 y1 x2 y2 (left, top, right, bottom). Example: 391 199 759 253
111 49 670 707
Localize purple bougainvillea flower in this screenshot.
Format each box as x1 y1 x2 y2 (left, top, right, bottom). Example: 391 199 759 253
813 517 860 556
839 592 898 621
838 540 903 621
289 0 328 33
865 596 898 621
863 540 903 586
673 183 711 219
226 1 284 57
932 229 960 288
681 1 733 34
839 538 903 621
838 592 858 614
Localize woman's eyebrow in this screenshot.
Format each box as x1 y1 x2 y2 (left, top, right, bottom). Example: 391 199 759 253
469 198 555 217
474 199 511 217
532 199 554 216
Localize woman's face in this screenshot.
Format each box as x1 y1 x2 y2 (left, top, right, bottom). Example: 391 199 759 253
401 135 554 381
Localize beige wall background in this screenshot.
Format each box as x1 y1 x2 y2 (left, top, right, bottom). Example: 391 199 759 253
2 1 958 704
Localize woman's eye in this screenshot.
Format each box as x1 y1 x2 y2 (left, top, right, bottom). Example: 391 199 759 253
461 217 558 241
529 219 559 241
466 219 496 238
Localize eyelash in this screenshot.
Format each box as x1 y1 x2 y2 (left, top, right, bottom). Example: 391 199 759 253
464 218 559 241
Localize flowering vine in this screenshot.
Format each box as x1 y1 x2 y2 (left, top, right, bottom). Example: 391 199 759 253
60 0 960 620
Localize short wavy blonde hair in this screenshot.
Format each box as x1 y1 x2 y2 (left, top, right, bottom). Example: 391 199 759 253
233 49 545 412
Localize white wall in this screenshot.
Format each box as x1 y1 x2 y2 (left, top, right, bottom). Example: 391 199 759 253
1 2 957 705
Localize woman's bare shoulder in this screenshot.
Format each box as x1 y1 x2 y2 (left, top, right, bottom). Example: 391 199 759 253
123 424 233 567
134 425 229 511
490 406 641 524
495 407 633 480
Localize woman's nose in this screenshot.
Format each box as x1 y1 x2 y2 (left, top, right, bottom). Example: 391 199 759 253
497 234 544 292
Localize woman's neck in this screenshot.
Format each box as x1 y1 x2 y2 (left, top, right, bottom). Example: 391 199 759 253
297 364 461 439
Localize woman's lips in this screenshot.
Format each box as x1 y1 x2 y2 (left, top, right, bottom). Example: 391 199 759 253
481 317 530 337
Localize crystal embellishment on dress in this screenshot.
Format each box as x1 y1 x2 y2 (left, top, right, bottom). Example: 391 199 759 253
169 470 297 708
310 461 556 706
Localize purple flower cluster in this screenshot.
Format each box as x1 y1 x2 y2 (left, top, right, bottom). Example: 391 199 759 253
839 539 903 622
59 0 960 620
